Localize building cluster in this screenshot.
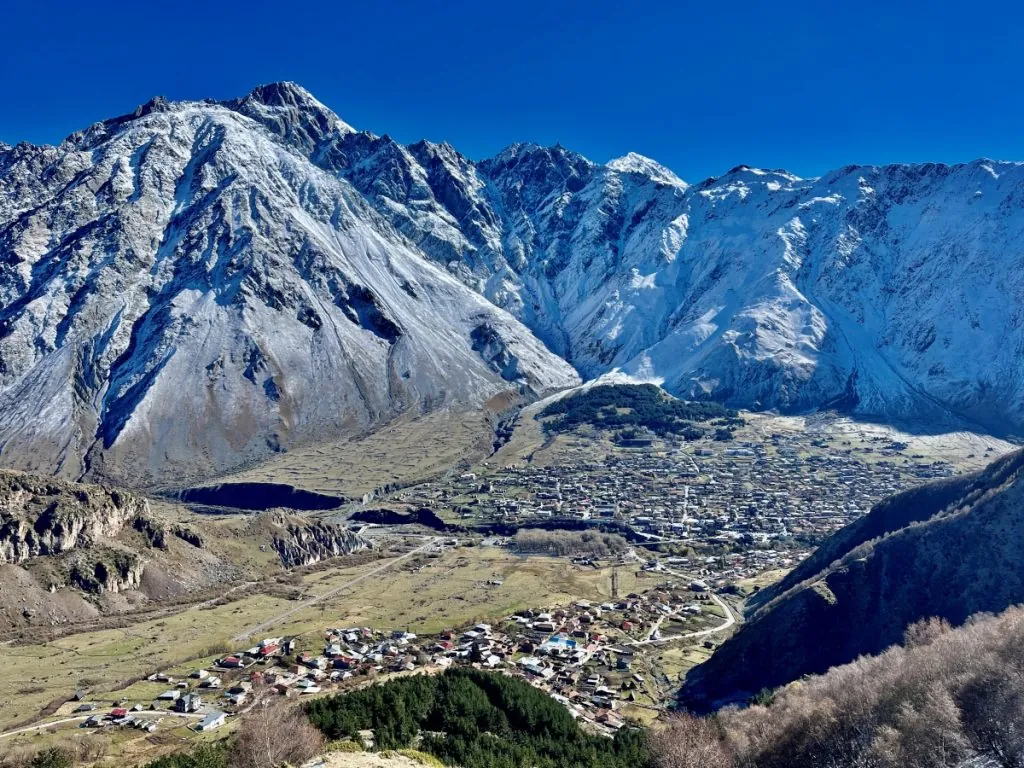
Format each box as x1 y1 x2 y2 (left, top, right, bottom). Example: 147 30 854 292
70 572 728 739
393 433 955 571
77 667 229 733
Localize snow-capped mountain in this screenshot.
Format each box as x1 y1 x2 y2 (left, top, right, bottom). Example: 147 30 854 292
0 84 578 485
2 82 1023 485
315 110 1024 435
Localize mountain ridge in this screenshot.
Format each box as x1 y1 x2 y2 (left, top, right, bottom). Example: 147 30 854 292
0 84 579 485
680 447 1024 710
3 82 1024 485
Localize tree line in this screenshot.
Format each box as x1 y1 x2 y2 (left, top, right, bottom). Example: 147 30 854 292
540 384 739 438
305 667 650 768
514 529 629 557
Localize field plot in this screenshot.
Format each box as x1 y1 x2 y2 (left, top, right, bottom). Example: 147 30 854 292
221 408 498 498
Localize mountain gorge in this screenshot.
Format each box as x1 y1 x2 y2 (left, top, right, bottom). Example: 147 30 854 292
2 81 1023 485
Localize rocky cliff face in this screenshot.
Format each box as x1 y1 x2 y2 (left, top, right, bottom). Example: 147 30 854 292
64 547 145 593
0 84 579 485
3 81 1024 491
0 470 149 564
266 513 369 567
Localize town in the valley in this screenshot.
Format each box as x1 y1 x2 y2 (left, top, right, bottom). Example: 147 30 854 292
54 413 1002 743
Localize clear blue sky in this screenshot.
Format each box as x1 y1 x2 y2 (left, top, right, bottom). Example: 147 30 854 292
3 0 1023 181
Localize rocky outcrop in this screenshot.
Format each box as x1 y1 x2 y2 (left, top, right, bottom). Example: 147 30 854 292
65 547 145 593
0 470 148 564
267 513 369 567
132 516 204 549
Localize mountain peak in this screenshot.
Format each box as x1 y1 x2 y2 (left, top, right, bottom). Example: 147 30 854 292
244 81 327 110
226 81 355 152
606 152 687 189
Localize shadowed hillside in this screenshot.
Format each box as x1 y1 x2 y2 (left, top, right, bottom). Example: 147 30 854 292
682 449 1024 709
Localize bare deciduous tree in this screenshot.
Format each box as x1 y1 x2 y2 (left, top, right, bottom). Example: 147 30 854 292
651 712 733 768
656 607 1024 768
229 697 324 768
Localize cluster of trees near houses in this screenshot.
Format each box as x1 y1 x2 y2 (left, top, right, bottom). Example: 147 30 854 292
514 529 629 558
305 667 650 768
539 384 740 439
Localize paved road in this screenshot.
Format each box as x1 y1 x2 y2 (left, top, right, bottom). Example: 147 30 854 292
621 558 738 646
0 710 205 740
232 537 440 642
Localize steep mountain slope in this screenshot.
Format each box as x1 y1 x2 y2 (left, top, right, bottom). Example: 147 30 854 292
657 606 1024 768
0 85 579 485
680 448 1024 709
320 113 1024 434
3 82 1024 487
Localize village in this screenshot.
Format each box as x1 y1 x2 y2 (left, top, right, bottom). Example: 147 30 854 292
62 549 739 741
386 426 964 569
5 415 1004 760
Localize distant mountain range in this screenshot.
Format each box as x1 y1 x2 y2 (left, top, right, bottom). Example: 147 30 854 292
2 81 1023 483
681 447 1024 710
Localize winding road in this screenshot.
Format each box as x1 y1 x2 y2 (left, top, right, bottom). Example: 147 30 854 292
623 558 738 646
628 591 736 646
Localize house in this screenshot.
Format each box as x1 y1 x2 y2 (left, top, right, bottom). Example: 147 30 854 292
200 676 222 689
219 656 244 669
175 694 202 713
110 708 128 718
196 711 227 731
157 690 180 701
